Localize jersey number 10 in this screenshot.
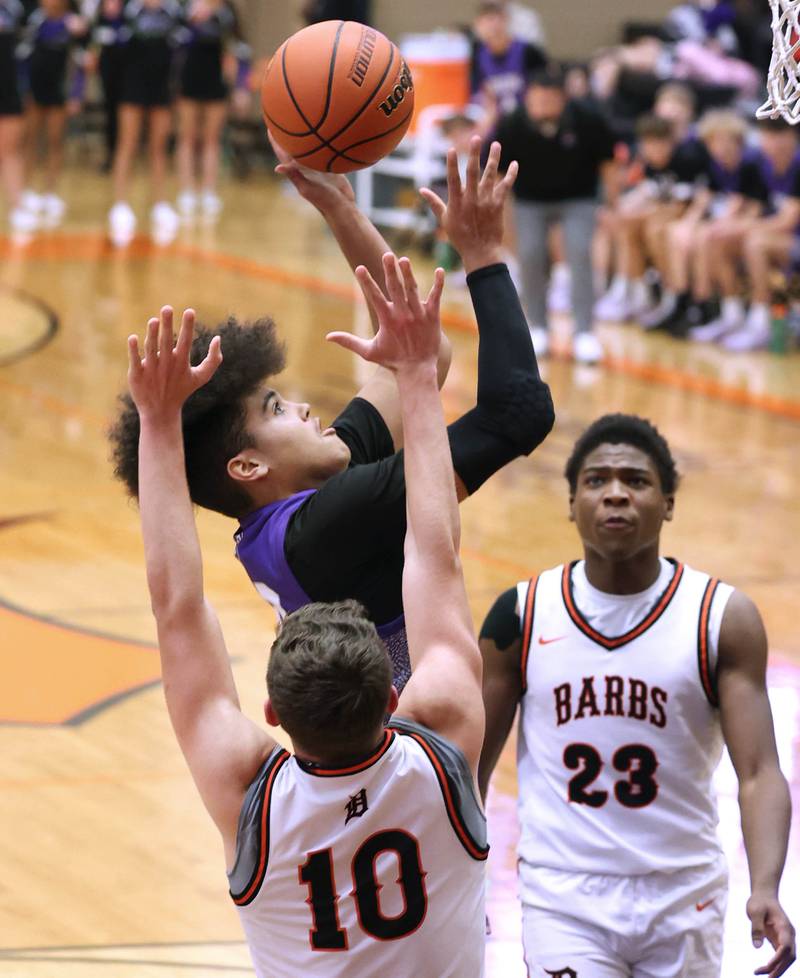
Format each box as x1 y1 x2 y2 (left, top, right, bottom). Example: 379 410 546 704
299 829 427 950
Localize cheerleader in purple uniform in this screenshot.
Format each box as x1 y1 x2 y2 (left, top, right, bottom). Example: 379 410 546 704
20 0 87 227
175 0 250 223
0 0 36 232
108 0 182 246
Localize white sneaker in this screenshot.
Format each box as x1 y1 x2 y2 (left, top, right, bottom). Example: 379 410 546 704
41 194 66 228
9 205 39 234
109 201 137 247
689 313 743 343
573 331 603 364
200 190 222 221
722 320 770 352
529 325 549 357
547 264 571 313
594 288 628 321
20 189 42 215
150 201 179 245
177 190 197 223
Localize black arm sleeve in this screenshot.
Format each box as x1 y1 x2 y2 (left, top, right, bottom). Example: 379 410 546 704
448 263 555 495
479 587 520 651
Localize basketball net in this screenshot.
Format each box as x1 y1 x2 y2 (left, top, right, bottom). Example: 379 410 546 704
757 0 800 123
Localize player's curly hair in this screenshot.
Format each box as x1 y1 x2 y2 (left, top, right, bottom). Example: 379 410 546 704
268 600 392 760
109 317 286 519
564 414 679 494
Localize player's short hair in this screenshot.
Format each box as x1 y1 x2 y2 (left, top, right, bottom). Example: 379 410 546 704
476 0 506 15
636 114 675 142
527 63 566 90
268 600 393 760
697 109 748 143
564 414 679 494
756 116 797 134
655 80 697 113
109 317 286 519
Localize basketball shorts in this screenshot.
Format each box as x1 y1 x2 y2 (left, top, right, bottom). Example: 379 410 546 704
520 858 728 978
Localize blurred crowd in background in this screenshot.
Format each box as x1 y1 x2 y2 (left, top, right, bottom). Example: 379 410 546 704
1 0 798 358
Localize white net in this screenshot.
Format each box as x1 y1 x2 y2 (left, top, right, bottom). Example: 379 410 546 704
757 0 800 122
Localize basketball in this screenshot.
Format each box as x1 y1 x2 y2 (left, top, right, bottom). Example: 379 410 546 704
261 21 415 173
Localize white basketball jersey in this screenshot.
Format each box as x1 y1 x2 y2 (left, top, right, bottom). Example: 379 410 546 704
516 559 733 876
229 717 488 978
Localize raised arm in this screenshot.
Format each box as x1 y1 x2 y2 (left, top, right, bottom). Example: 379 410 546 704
327 255 484 772
269 134 451 445
421 137 555 500
717 589 795 978
129 308 275 857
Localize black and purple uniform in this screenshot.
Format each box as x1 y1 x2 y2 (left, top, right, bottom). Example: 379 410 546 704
23 8 86 108
235 263 555 692
755 149 800 215
0 0 24 115
697 148 769 217
178 0 249 102
470 38 545 115
120 0 182 107
92 1 127 160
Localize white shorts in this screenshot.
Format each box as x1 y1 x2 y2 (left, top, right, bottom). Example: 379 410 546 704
520 859 728 978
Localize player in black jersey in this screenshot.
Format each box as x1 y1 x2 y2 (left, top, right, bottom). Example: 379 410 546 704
108 0 182 246
175 0 250 223
109 137 555 691
20 0 87 227
88 0 127 172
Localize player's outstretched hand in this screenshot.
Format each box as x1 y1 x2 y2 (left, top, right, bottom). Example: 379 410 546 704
327 252 444 372
419 135 518 273
268 129 355 213
749 892 796 978
127 306 222 421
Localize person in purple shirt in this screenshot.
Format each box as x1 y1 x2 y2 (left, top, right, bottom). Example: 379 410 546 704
470 0 546 116
109 136 555 692
19 0 88 227
698 119 800 351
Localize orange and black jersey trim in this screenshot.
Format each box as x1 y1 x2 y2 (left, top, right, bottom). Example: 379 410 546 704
560 559 685 650
389 717 489 862
520 575 539 694
295 729 394 778
697 577 720 707
229 746 291 907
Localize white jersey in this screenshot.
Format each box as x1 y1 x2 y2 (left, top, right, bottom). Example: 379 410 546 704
229 717 488 978
516 559 733 877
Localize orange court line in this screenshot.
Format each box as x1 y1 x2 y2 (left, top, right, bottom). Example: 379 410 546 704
2 232 799 425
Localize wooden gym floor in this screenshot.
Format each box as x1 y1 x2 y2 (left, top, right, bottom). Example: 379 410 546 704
0 166 798 977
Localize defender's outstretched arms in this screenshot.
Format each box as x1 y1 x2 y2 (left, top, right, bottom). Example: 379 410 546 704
329 254 484 773
129 307 276 863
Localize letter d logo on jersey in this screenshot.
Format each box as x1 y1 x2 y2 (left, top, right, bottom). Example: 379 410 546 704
544 969 578 978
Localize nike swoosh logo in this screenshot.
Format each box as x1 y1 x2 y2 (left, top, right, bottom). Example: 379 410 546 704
696 899 715 912
538 635 566 645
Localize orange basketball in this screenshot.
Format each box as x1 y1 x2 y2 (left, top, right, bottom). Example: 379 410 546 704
262 21 415 173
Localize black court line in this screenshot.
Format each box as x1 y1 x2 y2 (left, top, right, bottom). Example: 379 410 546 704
0 284 59 367
0 594 159 650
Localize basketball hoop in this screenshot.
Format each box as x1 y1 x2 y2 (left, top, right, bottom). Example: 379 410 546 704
757 0 800 123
